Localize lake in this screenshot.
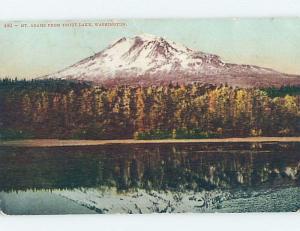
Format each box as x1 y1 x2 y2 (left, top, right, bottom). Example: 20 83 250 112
0 142 299 214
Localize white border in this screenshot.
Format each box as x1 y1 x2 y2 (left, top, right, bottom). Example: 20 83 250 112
1 0 300 231
0 0 300 19
1 213 300 231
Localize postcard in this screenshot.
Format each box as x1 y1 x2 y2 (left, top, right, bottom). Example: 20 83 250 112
0 19 299 214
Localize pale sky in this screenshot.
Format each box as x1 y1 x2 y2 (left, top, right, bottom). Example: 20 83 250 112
0 18 300 79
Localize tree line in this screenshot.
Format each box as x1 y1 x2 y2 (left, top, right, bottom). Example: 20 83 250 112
0 78 299 140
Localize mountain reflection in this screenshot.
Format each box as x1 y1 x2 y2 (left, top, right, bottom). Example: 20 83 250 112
0 142 299 192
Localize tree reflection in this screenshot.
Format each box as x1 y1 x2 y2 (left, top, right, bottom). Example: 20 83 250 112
0 142 299 192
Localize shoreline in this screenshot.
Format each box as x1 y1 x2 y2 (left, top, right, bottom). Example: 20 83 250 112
0 137 300 147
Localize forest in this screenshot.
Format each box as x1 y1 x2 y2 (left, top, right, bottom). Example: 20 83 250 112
0 78 299 140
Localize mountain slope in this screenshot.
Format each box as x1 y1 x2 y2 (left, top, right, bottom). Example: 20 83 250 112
45 34 300 87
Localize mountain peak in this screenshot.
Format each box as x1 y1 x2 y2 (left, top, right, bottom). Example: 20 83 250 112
111 34 163 47
45 35 300 87
110 34 192 56
135 33 162 41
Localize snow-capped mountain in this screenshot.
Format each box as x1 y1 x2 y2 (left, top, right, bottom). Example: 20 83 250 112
45 34 300 87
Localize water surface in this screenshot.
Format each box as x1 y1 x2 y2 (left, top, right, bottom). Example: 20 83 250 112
0 142 299 214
